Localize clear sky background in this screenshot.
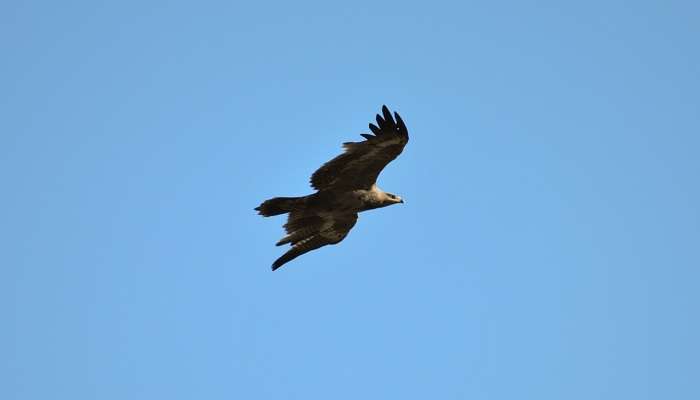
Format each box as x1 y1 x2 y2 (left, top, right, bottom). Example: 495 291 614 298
2 1 699 399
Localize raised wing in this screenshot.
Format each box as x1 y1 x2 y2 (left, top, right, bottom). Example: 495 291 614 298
310 105 409 191
272 212 358 271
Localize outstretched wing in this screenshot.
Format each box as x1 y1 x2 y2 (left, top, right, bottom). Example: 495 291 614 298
272 212 358 271
310 105 409 191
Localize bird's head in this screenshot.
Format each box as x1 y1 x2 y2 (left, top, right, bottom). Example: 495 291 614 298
385 192 404 205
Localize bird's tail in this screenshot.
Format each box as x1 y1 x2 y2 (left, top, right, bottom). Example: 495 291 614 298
255 196 303 217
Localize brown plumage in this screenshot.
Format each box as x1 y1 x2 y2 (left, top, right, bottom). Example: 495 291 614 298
255 105 409 271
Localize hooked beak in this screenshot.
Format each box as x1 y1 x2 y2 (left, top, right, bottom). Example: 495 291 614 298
399 199 404 204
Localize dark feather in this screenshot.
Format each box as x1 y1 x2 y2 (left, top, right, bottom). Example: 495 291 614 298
284 214 323 233
382 105 393 126
272 235 328 271
276 225 318 246
272 213 357 270
309 105 409 191
395 112 407 136
376 114 385 128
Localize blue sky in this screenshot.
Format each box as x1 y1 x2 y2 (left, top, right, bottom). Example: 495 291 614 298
2 1 699 399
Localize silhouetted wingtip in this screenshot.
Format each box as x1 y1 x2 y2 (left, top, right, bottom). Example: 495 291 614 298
271 254 286 270
382 105 393 123
394 112 408 137
376 114 384 127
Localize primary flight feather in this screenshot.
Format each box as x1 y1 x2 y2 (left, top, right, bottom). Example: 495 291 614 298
255 105 409 271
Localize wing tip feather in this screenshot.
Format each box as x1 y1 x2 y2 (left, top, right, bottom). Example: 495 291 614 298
382 105 392 122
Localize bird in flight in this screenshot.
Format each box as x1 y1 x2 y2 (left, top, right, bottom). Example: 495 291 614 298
255 105 409 271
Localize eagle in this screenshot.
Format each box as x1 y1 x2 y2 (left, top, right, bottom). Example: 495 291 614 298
255 105 409 271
